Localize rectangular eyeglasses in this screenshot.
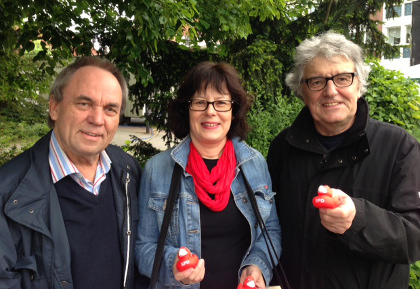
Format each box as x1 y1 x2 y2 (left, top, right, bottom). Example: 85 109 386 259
188 99 234 112
303 72 358 91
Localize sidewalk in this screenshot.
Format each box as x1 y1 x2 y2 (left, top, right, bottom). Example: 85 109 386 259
112 121 168 151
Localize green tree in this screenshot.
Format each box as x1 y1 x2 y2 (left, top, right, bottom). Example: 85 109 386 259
231 37 284 105
1 0 285 146
306 0 402 58
1 0 285 80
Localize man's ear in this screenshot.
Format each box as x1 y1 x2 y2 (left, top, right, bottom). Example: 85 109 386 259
49 96 59 121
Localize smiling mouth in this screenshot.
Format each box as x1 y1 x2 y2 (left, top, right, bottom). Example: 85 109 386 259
202 123 219 127
83 131 101 137
323 102 340 107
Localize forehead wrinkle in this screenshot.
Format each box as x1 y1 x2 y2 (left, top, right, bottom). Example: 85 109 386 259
73 95 121 109
74 95 93 102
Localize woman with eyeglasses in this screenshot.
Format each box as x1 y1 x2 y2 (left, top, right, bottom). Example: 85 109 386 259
267 31 420 289
135 62 281 289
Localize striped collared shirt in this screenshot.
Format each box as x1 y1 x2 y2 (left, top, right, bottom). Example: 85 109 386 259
48 131 111 195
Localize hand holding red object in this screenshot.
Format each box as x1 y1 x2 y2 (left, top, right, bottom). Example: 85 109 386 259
313 185 340 209
237 276 256 289
176 247 199 272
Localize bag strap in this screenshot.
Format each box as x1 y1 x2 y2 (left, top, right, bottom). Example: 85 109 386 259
240 167 291 289
149 162 183 289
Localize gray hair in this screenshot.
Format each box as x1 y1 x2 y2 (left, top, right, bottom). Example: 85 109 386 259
285 31 371 99
48 56 128 128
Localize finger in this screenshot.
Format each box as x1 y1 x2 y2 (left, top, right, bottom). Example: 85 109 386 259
184 259 205 283
254 276 266 289
175 268 194 282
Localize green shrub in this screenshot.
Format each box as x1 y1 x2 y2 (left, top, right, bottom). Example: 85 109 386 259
246 95 303 157
0 121 50 166
121 135 162 168
232 37 284 106
365 59 420 134
410 261 420 289
0 145 25 167
0 94 50 167
414 127 420 142
0 52 54 105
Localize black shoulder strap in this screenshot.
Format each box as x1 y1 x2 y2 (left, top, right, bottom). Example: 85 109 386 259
240 167 291 289
149 162 183 289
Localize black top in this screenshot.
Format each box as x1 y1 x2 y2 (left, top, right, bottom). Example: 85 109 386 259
316 130 349 151
55 175 123 289
199 159 250 289
267 98 420 289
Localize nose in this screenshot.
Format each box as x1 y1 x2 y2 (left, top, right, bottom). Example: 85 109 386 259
205 102 217 115
323 79 338 96
88 107 105 125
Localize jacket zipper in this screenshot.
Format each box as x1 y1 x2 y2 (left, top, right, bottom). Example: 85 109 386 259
123 172 131 289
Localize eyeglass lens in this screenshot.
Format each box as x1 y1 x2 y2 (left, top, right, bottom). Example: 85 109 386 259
189 99 233 112
306 73 356 91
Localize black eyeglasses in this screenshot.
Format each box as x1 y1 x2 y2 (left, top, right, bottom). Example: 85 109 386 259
303 72 358 91
188 99 234 112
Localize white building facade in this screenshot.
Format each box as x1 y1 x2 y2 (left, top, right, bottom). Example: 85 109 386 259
380 0 420 80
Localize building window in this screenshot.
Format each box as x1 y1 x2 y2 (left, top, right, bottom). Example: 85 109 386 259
403 47 411 58
406 26 412 44
386 5 402 18
388 27 401 44
405 3 412 16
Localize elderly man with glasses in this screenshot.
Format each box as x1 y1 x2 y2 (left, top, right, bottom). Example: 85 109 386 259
267 31 420 289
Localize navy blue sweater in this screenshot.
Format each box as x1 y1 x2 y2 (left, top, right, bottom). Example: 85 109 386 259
55 176 123 289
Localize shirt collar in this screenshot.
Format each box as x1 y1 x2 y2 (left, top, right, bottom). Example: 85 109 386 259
48 130 111 184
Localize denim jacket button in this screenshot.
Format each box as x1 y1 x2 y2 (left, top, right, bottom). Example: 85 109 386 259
242 198 248 203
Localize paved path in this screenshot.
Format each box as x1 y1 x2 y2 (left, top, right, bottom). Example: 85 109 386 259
111 119 169 151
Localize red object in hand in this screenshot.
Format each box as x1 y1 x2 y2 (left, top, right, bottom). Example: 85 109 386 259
237 276 256 289
313 185 339 209
176 247 199 272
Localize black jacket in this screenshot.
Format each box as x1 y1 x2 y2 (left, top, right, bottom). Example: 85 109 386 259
267 98 420 289
0 131 146 289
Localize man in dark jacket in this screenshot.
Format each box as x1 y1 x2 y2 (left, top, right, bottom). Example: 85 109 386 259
0 56 147 289
268 31 420 289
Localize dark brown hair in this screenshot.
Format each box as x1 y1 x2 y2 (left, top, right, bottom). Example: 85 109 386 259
168 61 253 140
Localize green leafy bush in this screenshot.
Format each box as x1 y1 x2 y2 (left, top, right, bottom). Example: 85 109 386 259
414 128 420 142
0 52 54 105
0 121 50 166
0 97 50 167
121 135 162 168
0 145 26 167
230 37 303 157
246 95 303 157
232 37 284 105
410 261 420 289
364 59 420 134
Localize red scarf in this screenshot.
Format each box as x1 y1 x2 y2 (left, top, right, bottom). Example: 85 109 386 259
186 140 237 212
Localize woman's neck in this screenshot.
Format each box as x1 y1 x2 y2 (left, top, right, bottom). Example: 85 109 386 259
191 138 227 159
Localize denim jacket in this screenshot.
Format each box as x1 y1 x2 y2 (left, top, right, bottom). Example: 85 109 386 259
135 135 281 288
